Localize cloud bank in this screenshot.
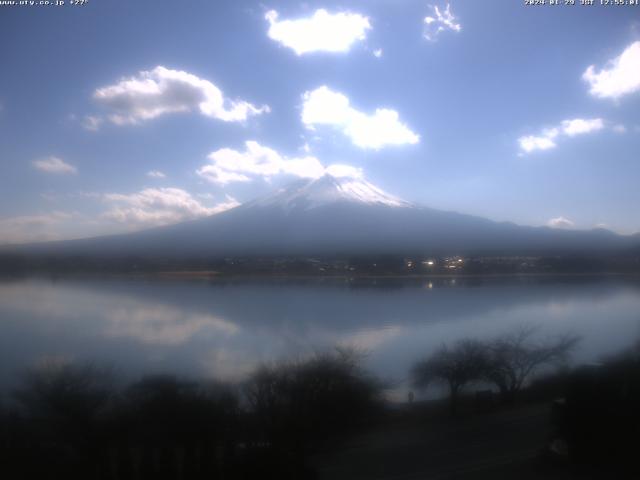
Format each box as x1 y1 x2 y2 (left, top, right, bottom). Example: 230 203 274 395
102 187 239 225
197 141 367 185
197 141 326 185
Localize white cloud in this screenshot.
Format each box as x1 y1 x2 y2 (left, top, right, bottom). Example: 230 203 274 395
518 118 604 154
560 118 604 136
196 166 252 185
197 140 326 185
93 66 269 125
265 9 371 55
1 189 241 243
583 41 640 99
518 135 557 154
0 211 75 244
82 115 103 131
424 3 461 41
325 164 363 179
146 170 166 178
197 141 368 185
32 156 77 174
612 124 627 134
102 187 239 226
373 48 383 58
547 216 575 229
301 86 420 149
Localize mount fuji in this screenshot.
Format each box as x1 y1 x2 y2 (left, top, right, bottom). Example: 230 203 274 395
6 174 638 259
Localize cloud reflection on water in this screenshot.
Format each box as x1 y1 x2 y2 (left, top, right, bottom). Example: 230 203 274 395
0 277 639 390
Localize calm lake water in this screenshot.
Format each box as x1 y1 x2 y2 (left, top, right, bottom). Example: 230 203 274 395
1 275 639 398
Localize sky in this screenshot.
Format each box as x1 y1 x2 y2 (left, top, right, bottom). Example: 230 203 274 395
0 0 639 244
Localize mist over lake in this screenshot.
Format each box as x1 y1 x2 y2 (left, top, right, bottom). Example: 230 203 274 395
2 275 639 397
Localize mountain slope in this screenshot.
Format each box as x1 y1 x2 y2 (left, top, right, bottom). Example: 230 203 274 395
6 174 638 258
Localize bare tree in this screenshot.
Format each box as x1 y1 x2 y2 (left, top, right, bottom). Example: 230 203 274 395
484 325 580 403
411 339 489 416
245 347 380 450
14 362 115 423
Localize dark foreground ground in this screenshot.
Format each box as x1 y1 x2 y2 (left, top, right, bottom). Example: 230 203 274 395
3 352 637 479
313 401 611 480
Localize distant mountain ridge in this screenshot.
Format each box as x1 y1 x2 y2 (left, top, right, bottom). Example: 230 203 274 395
4 174 639 259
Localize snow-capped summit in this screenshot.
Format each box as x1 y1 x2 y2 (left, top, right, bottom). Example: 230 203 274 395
247 173 413 212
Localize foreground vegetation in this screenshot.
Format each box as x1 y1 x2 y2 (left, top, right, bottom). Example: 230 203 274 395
0 331 638 479
411 326 580 415
0 349 381 479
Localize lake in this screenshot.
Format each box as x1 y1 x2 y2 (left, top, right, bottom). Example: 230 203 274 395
1 275 639 398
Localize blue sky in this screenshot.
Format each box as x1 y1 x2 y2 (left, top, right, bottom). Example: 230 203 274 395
0 0 639 243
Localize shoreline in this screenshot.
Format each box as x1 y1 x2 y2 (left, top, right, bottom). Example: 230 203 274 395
2 270 640 282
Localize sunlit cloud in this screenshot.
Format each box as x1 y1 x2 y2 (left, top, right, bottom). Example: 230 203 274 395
301 86 420 149
197 141 369 186
93 66 269 125
583 41 640 99
32 156 77 174
197 141 326 185
518 134 557 154
518 118 604 154
102 187 239 226
146 170 167 179
560 118 604 137
373 48 383 58
423 3 461 41
547 216 575 229
265 9 371 55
